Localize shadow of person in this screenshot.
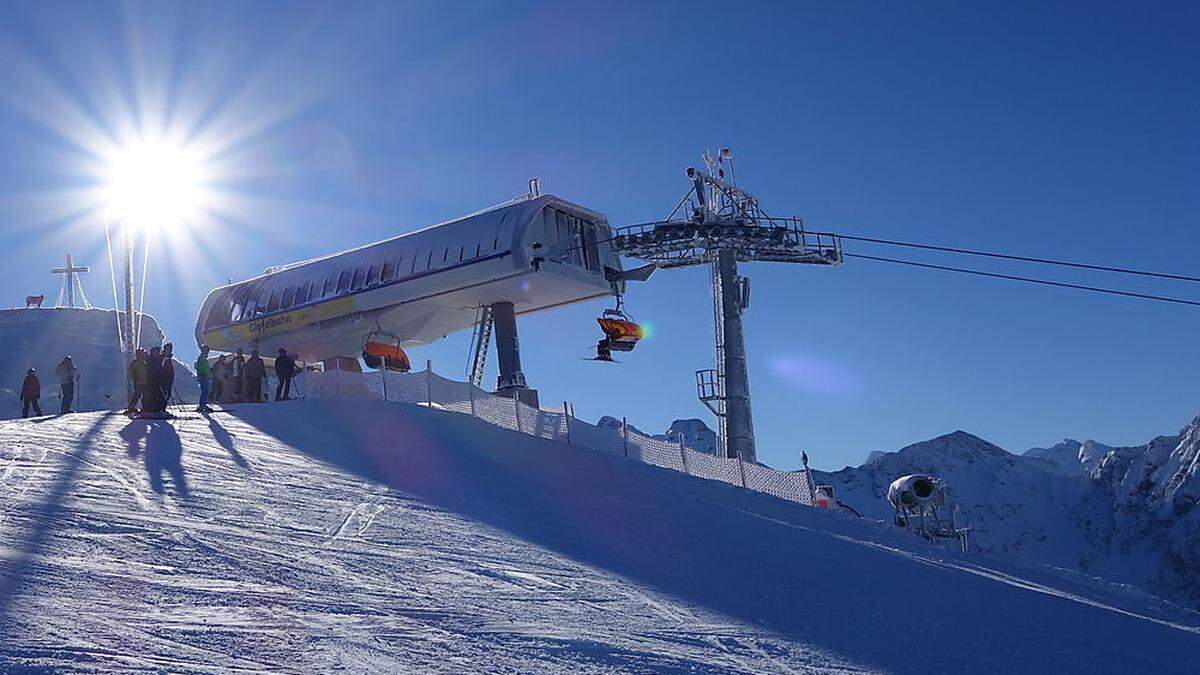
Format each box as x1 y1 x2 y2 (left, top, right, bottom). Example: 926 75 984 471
118 419 151 458
143 421 189 498
207 417 249 469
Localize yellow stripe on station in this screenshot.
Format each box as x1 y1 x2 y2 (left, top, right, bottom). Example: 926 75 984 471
202 296 357 349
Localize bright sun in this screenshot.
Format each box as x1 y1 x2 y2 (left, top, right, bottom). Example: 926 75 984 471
102 139 208 231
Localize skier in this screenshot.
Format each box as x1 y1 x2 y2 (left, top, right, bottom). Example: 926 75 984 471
126 348 150 413
159 343 176 410
211 354 229 403
55 355 77 413
194 345 213 413
231 348 246 403
146 346 163 413
274 348 296 401
244 349 266 403
19 368 42 417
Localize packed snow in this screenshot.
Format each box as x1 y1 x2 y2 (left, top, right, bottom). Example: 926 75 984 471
2 400 1199 672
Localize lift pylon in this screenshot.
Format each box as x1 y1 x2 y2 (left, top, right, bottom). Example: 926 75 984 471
613 149 842 462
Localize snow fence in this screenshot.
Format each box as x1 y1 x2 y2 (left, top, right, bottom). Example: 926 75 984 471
296 366 814 507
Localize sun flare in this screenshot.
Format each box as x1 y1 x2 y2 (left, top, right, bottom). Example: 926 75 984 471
102 138 209 232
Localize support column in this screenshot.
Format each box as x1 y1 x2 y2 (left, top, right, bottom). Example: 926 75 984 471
492 301 538 407
717 250 756 463
122 226 135 355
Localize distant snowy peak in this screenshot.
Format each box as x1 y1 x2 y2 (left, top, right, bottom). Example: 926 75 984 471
661 418 718 456
863 450 888 465
1079 439 1114 474
1024 438 1081 458
891 430 1010 466
1024 438 1086 476
595 416 719 456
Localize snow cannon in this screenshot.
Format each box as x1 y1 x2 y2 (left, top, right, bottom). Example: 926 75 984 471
362 341 411 372
886 473 970 552
887 474 943 514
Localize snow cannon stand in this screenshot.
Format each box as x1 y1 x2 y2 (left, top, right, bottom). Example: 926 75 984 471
887 474 971 552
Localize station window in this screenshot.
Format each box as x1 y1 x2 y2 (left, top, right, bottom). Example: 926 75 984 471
280 286 296 309
322 274 336 297
336 270 352 293
351 268 366 290
266 290 281 313
381 260 395 282
367 264 381 286
295 281 311 305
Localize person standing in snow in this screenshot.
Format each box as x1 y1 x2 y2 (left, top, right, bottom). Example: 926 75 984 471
274 348 296 401
231 348 246 403
146 346 163 413
211 354 229 403
55 355 77 414
19 368 42 417
243 349 266 403
126 348 150 413
159 343 176 410
194 345 213 413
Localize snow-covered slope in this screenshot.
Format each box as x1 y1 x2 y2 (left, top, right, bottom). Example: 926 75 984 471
820 423 1200 611
0 308 193 417
2 401 1198 672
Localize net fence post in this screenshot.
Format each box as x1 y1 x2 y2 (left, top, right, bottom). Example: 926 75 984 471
737 450 748 488
678 433 689 475
563 400 572 446
513 391 523 434
425 359 433 407
468 380 476 417
622 416 629 459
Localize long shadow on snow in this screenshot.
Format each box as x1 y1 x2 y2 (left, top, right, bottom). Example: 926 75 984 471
0 415 111 627
237 400 1200 674
118 419 190 498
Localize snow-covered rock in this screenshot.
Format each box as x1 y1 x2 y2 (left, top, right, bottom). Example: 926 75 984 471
0 308 194 418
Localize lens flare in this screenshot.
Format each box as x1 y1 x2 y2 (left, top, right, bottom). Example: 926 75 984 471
768 353 860 398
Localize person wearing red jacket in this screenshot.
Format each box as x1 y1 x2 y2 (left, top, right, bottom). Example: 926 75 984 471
20 368 42 418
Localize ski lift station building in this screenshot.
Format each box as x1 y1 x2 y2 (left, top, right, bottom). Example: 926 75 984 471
195 194 627 400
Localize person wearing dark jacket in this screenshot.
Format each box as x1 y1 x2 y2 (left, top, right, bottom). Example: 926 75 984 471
146 346 163 413
126 348 150 413
20 368 42 417
55 355 77 414
243 350 266 403
231 348 246 403
159 343 176 409
274 348 296 401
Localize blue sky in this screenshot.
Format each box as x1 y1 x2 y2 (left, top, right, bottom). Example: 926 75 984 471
2 1 1199 470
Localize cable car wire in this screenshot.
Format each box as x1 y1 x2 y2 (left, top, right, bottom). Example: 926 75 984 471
828 233 1200 283
844 252 1200 307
